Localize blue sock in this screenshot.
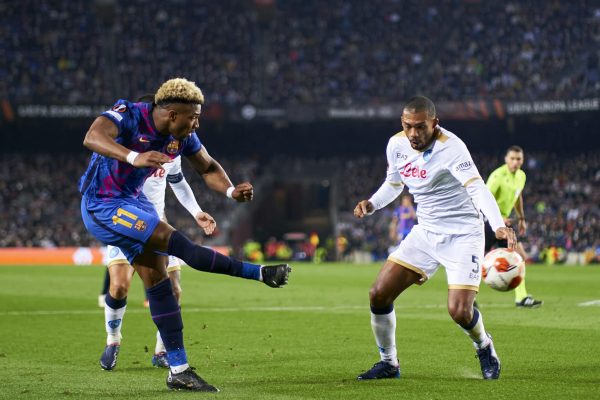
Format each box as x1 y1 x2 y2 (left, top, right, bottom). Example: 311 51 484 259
370 304 394 315
105 293 127 309
168 230 261 280
461 307 480 330
146 279 187 368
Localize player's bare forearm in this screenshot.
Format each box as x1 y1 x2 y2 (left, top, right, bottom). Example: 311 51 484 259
187 148 233 193
83 117 130 161
83 117 170 169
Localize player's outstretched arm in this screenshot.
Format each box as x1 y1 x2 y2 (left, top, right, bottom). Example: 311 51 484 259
186 147 253 202
83 116 171 169
167 176 217 235
464 178 516 249
355 180 404 219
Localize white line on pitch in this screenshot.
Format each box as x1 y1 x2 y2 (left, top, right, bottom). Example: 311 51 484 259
578 300 600 307
0 303 515 316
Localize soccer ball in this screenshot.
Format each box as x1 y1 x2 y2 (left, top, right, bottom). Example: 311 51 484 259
482 248 525 292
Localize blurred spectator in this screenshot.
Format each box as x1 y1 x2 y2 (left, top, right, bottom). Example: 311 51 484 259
0 153 258 247
2 1 598 106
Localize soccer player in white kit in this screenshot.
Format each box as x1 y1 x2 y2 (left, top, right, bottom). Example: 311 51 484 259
354 96 516 380
100 155 216 370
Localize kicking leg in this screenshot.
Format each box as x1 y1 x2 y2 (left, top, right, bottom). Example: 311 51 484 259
358 260 421 380
147 222 291 288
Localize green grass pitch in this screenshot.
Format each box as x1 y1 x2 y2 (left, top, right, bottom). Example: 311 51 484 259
0 263 598 399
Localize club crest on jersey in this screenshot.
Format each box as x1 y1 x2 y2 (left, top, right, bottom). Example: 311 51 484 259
167 140 179 154
112 104 127 113
423 149 433 162
134 220 147 232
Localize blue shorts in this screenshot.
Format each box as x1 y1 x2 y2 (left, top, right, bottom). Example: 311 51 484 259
81 194 161 264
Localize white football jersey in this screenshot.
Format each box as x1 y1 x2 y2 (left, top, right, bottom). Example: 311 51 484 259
385 126 482 234
143 156 183 219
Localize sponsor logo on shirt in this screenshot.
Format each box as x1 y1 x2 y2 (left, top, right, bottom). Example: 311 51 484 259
151 169 166 178
455 161 472 172
139 137 151 143
396 152 408 161
401 162 427 179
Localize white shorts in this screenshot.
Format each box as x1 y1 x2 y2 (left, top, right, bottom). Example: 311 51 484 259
387 225 484 291
105 245 181 273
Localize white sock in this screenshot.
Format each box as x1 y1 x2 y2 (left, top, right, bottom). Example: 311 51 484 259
371 309 398 366
461 308 490 349
155 330 166 354
104 303 126 345
170 363 190 374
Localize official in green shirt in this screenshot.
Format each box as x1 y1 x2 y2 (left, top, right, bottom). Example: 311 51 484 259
484 146 543 308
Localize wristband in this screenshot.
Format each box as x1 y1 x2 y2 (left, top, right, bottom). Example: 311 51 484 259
126 151 139 165
226 186 235 199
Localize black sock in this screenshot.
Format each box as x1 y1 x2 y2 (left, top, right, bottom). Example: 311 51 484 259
167 230 261 280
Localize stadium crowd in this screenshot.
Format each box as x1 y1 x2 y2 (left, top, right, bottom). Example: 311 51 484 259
2 152 598 264
0 154 258 248
2 0 598 106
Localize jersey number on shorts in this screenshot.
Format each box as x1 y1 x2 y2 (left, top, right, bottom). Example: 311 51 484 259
111 208 138 229
471 255 480 274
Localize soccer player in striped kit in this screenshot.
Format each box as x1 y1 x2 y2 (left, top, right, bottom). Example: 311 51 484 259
80 78 291 392
100 154 216 371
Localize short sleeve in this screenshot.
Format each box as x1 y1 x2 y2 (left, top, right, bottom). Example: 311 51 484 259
447 140 481 186
100 99 136 135
181 132 202 156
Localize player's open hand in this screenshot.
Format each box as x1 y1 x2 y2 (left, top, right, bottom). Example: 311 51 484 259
195 211 216 235
495 226 517 250
133 151 173 169
232 182 253 202
354 200 375 218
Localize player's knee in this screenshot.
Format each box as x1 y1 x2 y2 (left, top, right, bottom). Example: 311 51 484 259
447 303 473 325
110 281 130 299
369 285 393 308
149 223 176 250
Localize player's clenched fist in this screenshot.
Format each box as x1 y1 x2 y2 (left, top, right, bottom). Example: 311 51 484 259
354 200 374 218
232 182 253 202
133 151 173 169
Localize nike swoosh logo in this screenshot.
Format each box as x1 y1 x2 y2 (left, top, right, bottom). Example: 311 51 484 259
139 137 150 143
